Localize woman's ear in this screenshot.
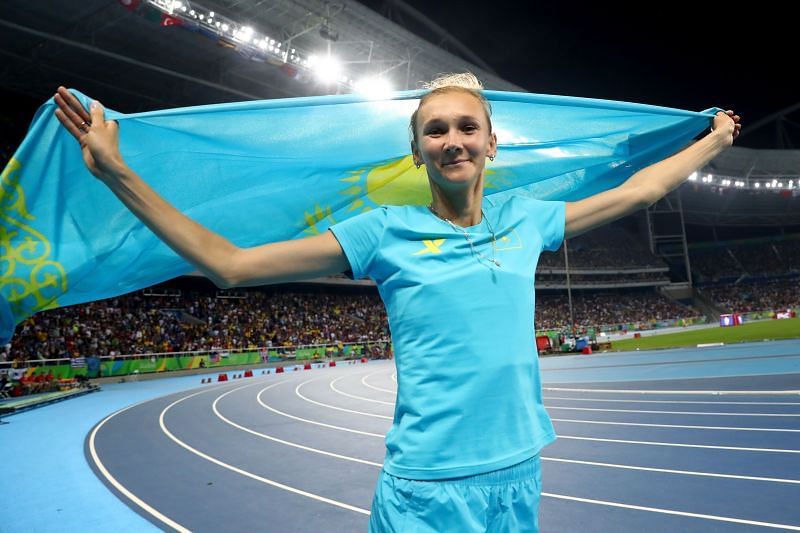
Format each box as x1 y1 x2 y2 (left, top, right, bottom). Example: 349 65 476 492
411 141 421 167
489 132 498 158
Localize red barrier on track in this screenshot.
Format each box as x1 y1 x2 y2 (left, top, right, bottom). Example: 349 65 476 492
303 363 312 370
218 374 228 382
329 361 336 367
276 367 284 373
361 358 367 363
244 370 253 378
581 346 592 355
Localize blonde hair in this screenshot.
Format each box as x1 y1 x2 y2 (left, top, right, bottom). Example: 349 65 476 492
409 72 493 146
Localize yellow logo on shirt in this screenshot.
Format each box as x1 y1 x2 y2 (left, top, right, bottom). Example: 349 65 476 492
412 239 446 255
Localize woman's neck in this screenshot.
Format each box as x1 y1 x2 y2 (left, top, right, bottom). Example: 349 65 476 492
429 179 484 227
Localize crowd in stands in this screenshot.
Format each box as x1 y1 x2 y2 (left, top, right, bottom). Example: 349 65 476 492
2 284 707 363
2 290 389 363
535 290 699 330
536 271 670 287
700 279 800 313
539 225 665 270
690 239 800 281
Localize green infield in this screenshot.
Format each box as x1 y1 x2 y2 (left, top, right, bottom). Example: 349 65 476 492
609 318 800 351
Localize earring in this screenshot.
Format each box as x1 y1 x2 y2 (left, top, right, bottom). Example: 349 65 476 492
415 161 421 169
488 155 495 161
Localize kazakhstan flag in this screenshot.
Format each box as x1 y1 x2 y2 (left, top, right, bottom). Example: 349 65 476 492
0 89 721 342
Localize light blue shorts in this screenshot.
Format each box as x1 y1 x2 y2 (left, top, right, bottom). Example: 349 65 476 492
368 455 542 533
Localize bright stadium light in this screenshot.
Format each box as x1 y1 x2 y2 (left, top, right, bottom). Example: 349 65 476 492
353 77 393 99
688 172 698 181
312 55 343 83
755 182 761 188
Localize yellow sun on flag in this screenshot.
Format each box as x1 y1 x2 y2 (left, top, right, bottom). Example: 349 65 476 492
340 154 508 207
302 155 509 235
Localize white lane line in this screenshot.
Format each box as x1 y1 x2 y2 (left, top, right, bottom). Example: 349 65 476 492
553 418 800 433
159 384 371 515
222 384 800 490
89 400 191 533
296 377 800 431
543 387 800 396
295 377 393 420
253 382 800 531
267 383 800 453
212 382 382 468
541 493 800 531
391 373 397 383
547 406 800 417
331 374 394 405
557 435 800 454
361 371 397 394
258 382 386 438
544 457 800 485
259 380 800 481
545 396 800 406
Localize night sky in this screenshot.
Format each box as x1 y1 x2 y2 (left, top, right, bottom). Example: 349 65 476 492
360 1 796 148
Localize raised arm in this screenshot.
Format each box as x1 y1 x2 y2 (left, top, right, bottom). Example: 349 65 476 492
564 110 741 239
54 87 350 288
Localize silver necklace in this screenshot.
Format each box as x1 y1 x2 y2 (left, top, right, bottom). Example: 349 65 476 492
428 204 501 268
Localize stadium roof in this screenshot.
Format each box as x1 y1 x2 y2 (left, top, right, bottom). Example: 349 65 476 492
1 0 798 225
0 0 521 112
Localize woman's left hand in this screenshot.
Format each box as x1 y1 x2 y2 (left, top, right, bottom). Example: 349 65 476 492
713 109 742 146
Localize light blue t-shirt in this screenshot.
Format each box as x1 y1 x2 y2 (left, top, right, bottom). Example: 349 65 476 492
329 194 565 480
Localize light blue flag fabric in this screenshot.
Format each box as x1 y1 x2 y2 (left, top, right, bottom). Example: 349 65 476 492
0 88 722 343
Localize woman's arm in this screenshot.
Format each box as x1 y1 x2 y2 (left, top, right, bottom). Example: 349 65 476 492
564 110 741 239
54 87 350 288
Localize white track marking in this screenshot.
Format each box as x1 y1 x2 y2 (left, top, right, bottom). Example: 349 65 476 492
295 378 393 419
552 417 800 432
233 385 800 485
294 381 800 431
391 373 397 383
545 396 800 406
254 382 800 531
544 457 800 484
331 374 394 405
557 435 800 454
540 493 800 531
212 383 382 467
255 380 800 485
543 387 800 396
89 400 191 532
361 371 397 394
258 382 387 437
159 384 371 515
547 406 800 417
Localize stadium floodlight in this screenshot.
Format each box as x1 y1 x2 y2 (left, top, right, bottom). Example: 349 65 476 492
140 0 370 93
354 77 393 99
688 172 697 181
755 182 761 188
310 55 343 84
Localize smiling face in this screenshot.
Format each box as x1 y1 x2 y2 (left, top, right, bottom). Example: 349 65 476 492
412 90 497 192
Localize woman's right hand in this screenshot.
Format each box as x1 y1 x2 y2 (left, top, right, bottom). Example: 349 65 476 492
54 86 126 182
